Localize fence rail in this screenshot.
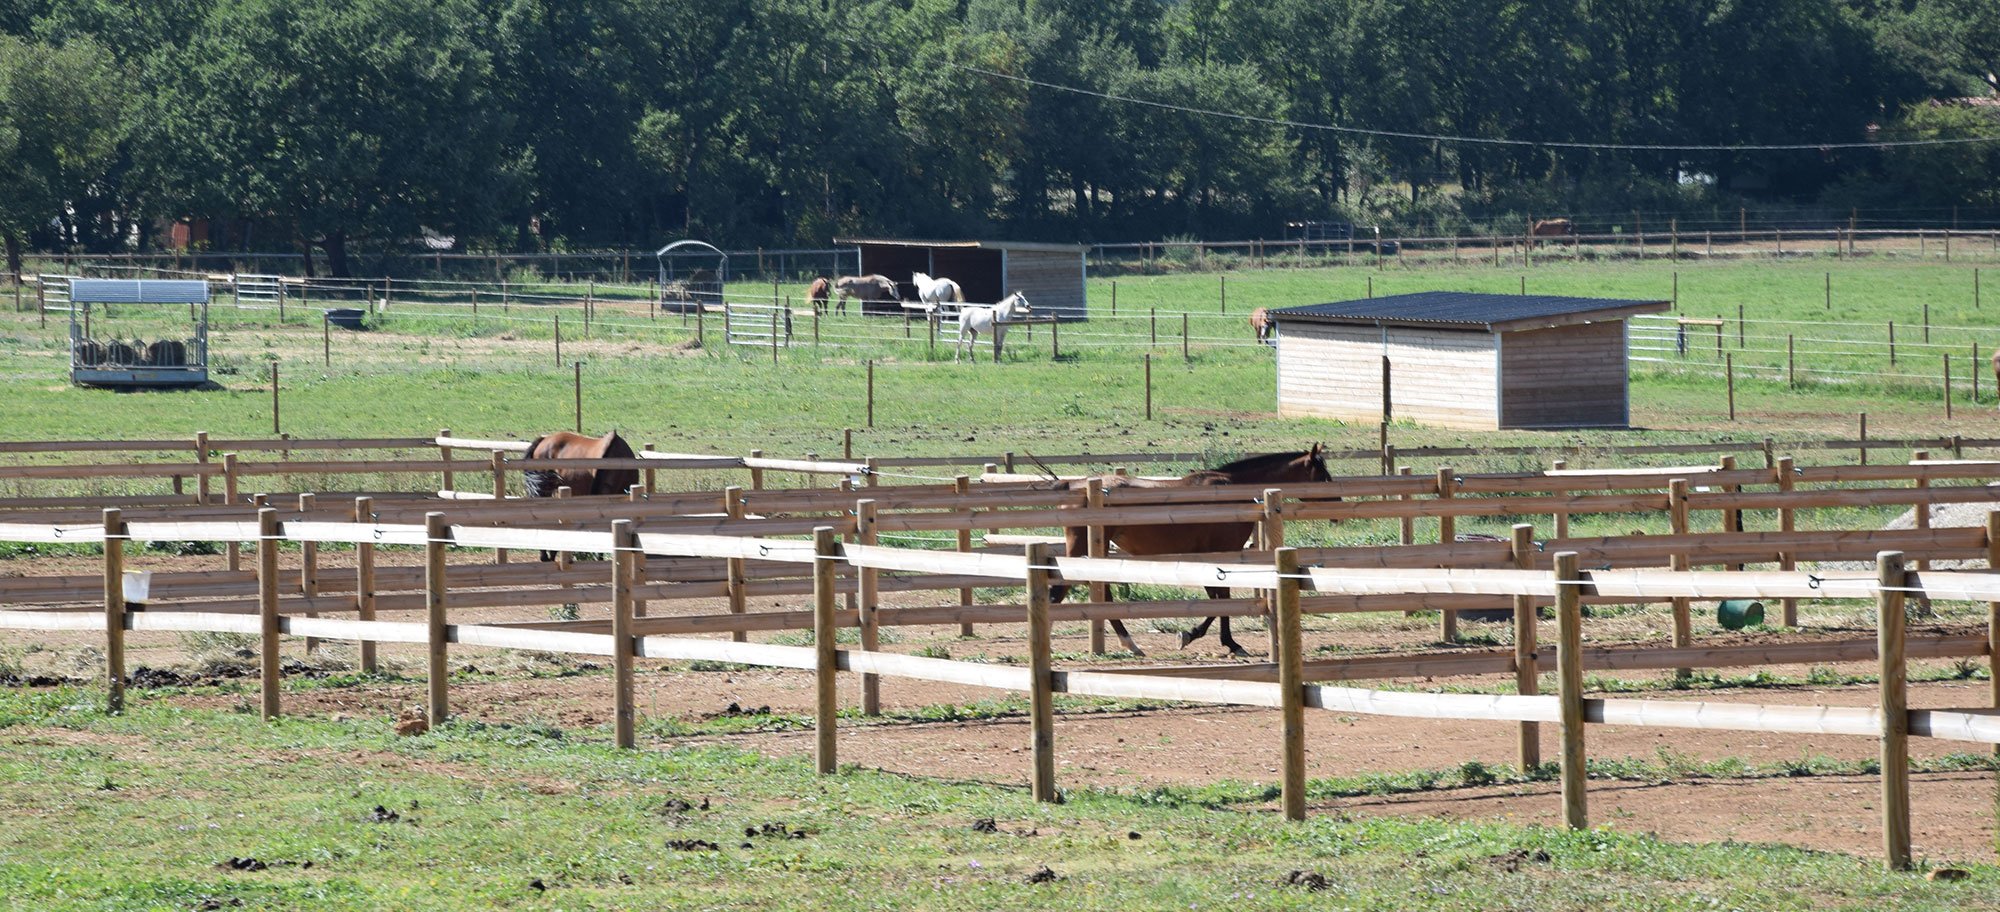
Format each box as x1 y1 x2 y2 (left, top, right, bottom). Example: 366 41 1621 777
0 504 1989 870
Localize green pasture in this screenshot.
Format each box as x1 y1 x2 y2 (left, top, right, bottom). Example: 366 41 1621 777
0 257 1995 462
0 690 1993 911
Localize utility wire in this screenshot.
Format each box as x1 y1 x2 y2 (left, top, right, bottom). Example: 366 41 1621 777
954 63 2000 153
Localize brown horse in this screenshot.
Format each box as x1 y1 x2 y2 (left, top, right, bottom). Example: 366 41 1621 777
832 274 900 315
1048 446 1333 656
1531 218 1575 238
1249 307 1273 344
523 431 639 560
806 277 832 314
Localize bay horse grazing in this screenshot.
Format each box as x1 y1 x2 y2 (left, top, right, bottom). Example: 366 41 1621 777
1048 446 1334 656
523 430 639 561
806 276 832 314
912 272 964 309
955 292 1032 362
832 274 900 315
1249 308 1273 344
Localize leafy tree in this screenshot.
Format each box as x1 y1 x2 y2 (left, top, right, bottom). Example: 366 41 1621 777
0 34 131 276
152 0 517 274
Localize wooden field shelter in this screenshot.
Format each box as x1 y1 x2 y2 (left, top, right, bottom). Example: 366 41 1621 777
1269 291 1671 430
836 238 1088 318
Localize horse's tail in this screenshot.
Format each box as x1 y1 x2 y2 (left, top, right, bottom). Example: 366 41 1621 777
522 434 559 499
951 283 964 303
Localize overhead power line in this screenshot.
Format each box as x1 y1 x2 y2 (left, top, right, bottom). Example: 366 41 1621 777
953 63 2000 153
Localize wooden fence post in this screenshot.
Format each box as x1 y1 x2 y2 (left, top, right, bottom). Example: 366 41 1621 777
749 449 765 491
1274 545 1305 821
813 526 839 774
1717 456 1741 570
437 428 455 492
354 496 377 674
1669 478 1693 678
258 507 282 721
955 475 975 637
1141 353 1155 420
1262 487 1287 656
1726 354 1735 421
195 432 211 505
857 498 881 716
224 453 242 571
1511 523 1539 771
1988 512 2000 748
1025 541 1057 803
102 508 126 713
612 519 636 749
1914 451 1931 578
1554 550 1585 829
1086 477 1107 655
425 511 450 725
725 486 747 642
1876 550 1910 870
1776 457 1798 627
1436 467 1456 642
866 360 875 428
297 493 320 654
490 450 508 564
643 443 657 493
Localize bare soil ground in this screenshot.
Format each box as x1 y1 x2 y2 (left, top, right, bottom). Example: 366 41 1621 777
8 547 2000 863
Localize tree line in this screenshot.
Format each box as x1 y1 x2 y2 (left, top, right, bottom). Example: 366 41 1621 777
0 0 1996 275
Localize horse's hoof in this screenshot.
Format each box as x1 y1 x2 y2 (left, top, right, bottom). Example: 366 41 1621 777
1178 631 1196 649
1226 646 1252 658
1123 642 1147 658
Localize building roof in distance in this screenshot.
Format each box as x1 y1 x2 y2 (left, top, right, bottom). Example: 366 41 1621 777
1269 291 1670 332
836 237 1086 254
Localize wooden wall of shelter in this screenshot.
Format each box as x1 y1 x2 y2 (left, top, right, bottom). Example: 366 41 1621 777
1270 292 1667 431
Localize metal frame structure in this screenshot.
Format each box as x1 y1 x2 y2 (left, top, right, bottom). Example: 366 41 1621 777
654 240 728 312
67 278 211 388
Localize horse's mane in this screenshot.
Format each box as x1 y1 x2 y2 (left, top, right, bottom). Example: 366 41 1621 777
1209 449 1316 475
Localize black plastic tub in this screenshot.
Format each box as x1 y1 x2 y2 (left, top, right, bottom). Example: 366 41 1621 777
325 308 367 330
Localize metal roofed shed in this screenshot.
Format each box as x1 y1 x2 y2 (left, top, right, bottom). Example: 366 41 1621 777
1268 291 1671 430
65 278 212 388
837 238 1088 319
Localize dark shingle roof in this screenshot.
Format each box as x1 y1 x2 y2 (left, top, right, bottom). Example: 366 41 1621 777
1269 291 1669 331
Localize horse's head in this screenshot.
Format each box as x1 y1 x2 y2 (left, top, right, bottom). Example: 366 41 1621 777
1004 292 1032 317
913 272 932 287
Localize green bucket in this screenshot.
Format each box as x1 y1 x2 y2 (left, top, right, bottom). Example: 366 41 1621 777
1716 599 1765 630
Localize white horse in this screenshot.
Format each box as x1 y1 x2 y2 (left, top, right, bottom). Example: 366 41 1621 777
955 292 1032 362
912 272 964 310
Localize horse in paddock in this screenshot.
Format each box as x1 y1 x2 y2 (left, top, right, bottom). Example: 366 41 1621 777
831 274 900 315
955 292 1033 362
1531 218 1575 243
806 276 832 314
522 430 639 561
1047 445 1334 656
912 272 964 309
1249 308 1273 344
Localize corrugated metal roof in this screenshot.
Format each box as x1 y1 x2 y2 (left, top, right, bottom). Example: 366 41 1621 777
69 279 210 304
1268 291 1668 330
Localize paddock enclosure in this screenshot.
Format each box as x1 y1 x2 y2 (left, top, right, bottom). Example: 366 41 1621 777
838 238 1089 319
7 433 2000 867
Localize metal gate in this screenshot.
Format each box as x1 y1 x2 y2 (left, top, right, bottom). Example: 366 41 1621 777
233 274 285 312
724 302 792 352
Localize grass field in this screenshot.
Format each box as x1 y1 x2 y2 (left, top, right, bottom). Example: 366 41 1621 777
0 258 1996 465
2 688 1995 911
7 255 2000 903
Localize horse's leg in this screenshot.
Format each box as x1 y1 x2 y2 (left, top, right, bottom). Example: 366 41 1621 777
1207 587 1252 657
